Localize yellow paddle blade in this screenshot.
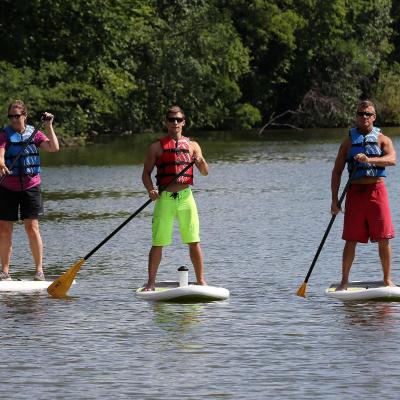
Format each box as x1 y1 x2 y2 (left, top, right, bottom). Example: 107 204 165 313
296 282 307 298
47 258 85 298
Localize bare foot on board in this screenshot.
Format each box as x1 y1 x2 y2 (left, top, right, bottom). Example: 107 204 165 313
384 279 396 287
142 282 155 291
335 282 348 291
196 280 207 286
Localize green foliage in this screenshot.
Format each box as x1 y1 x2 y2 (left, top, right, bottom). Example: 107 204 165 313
233 103 262 129
224 0 306 115
290 0 393 127
126 1 252 130
1 0 400 135
373 63 400 125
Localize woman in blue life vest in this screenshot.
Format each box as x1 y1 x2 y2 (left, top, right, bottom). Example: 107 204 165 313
0 100 60 281
141 106 209 291
331 100 396 291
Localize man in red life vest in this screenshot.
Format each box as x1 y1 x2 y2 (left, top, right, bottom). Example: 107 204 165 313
142 106 209 291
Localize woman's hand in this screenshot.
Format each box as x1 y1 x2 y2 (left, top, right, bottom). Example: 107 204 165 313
42 112 54 129
0 163 10 176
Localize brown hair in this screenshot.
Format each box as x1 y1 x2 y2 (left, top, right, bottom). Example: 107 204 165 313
357 100 376 113
8 99 27 115
165 105 185 120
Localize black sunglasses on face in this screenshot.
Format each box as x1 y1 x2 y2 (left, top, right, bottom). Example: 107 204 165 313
357 111 374 117
7 114 24 119
167 117 184 123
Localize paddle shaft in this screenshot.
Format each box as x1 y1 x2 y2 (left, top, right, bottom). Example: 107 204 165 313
303 168 358 284
0 118 44 185
83 161 196 261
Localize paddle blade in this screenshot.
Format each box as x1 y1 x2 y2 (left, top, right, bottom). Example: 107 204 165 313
47 258 85 298
296 282 307 298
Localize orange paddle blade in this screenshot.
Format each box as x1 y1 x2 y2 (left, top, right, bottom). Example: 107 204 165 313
296 282 307 298
47 258 85 298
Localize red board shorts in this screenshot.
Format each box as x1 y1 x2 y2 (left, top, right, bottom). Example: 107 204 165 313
343 181 394 243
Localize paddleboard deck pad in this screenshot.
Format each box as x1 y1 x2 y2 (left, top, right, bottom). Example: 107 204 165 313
325 281 400 301
136 281 230 303
0 278 76 293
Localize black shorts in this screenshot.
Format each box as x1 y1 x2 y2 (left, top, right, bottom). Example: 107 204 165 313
0 185 44 221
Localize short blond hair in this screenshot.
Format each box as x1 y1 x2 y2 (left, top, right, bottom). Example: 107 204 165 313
357 100 376 113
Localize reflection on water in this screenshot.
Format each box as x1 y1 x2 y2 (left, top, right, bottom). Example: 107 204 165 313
0 292 48 319
339 302 400 327
40 128 400 167
44 189 143 201
152 303 203 333
43 210 136 222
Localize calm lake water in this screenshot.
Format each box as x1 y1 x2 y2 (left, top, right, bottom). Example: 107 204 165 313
2 129 400 399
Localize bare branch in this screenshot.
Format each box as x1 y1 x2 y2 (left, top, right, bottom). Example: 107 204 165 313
258 110 302 135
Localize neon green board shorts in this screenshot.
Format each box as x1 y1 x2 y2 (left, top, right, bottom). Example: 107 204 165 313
152 188 200 246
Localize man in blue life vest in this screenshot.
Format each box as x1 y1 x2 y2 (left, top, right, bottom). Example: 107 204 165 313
0 100 59 281
141 105 209 291
331 100 396 291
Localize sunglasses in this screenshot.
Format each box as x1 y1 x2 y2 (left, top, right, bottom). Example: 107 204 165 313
7 114 24 119
357 111 374 117
167 117 184 123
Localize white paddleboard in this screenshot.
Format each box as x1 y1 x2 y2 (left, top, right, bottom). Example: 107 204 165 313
136 281 230 302
0 278 76 293
325 281 400 301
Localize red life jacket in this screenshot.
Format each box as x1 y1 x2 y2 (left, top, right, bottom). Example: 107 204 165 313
156 135 194 187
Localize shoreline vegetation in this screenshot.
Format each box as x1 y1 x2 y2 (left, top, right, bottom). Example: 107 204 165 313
2 2 400 138
60 126 400 148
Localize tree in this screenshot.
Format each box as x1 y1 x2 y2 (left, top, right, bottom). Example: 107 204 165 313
291 0 393 127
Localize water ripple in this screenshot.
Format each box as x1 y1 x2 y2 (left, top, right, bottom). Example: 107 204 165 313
3 138 400 399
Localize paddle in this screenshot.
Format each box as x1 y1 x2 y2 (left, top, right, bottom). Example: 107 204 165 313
296 167 357 298
47 160 196 298
0 116 45 185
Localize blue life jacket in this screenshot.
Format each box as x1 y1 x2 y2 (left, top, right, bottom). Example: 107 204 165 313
4 125 41 176
347 126 386 179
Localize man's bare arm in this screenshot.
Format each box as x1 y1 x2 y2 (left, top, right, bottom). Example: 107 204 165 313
142 143 159 193
331 139 349 213
191 141 208 176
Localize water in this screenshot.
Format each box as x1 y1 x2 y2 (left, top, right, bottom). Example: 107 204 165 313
2 130 400 399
